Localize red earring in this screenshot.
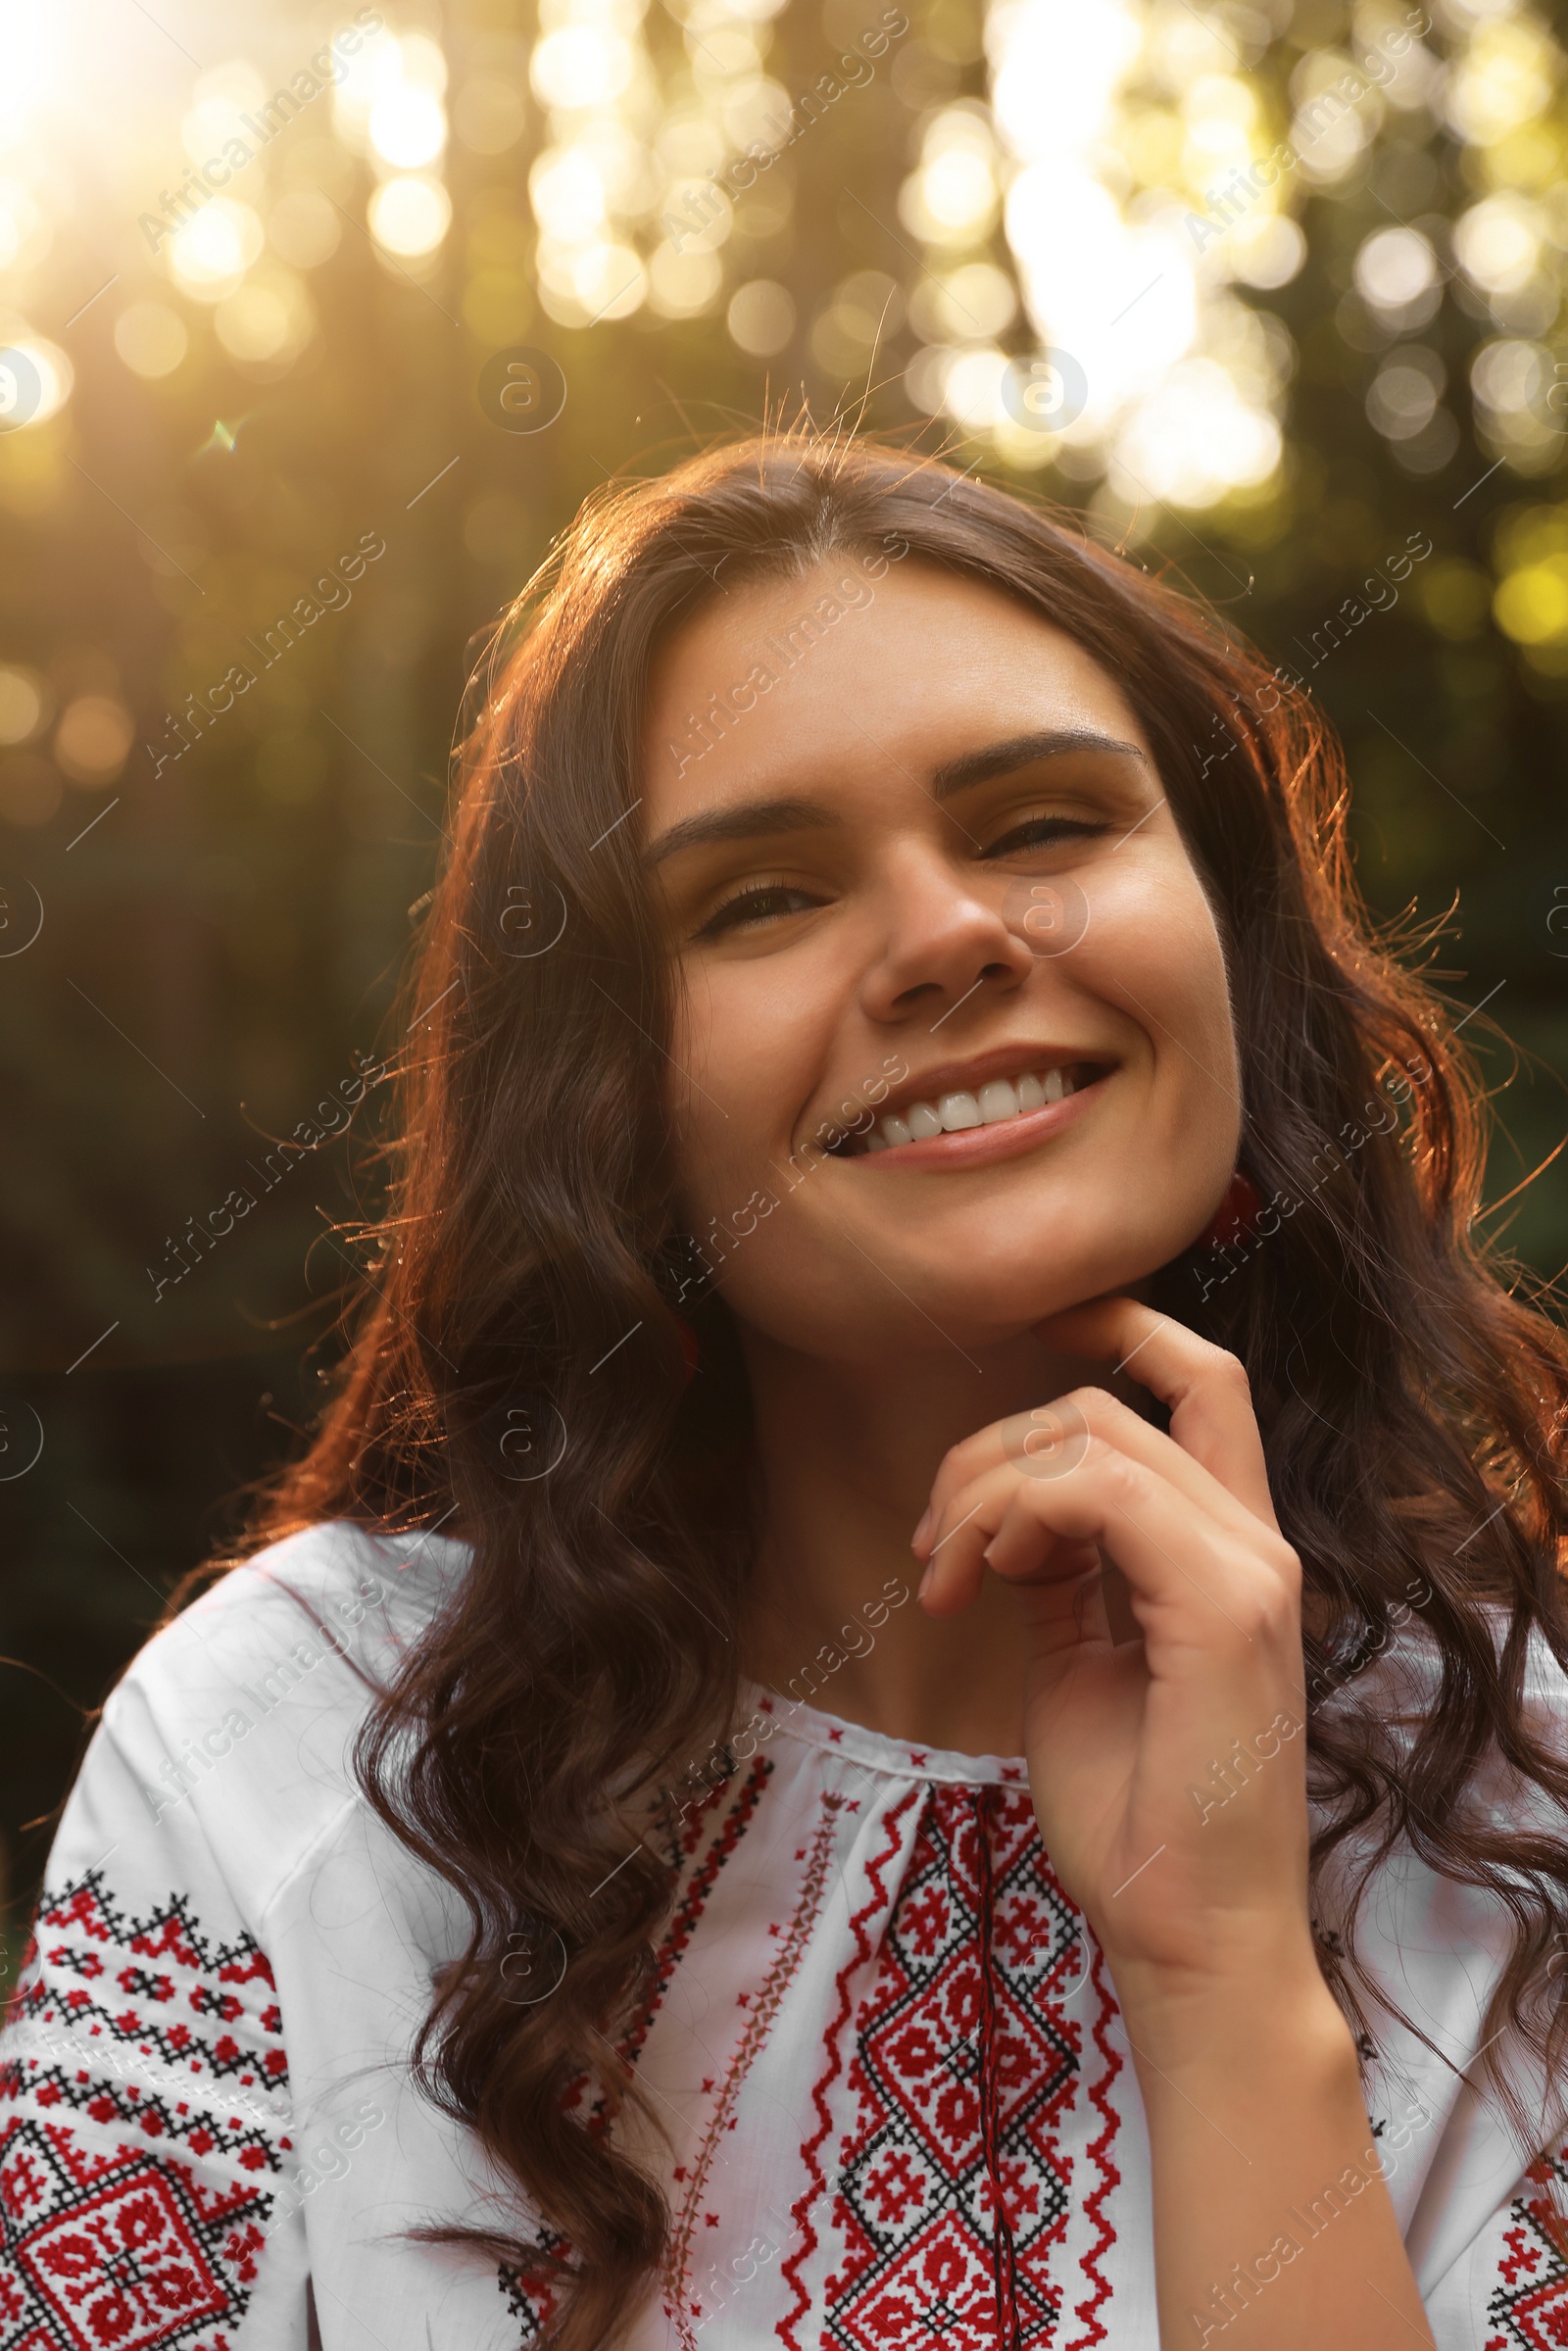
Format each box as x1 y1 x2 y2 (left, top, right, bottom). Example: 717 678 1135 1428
1198 1168 1262 1251
676 1318 701 1380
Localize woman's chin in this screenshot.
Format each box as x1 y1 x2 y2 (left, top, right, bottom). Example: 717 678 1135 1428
898 1247 1175 1338
738 1284 1131 1369
724 1223 1197 1363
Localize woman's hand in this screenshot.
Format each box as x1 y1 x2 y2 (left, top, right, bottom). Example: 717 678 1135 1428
912 1295 1315 2016
912 1297 1434 2350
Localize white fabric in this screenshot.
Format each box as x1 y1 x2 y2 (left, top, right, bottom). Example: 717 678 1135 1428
1 1519 1564 2349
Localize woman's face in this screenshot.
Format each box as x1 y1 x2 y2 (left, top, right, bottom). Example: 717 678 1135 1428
640 554 1242 1357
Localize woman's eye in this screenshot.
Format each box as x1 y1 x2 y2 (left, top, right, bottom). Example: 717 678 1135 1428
982 814 1108 860
692 881 824 940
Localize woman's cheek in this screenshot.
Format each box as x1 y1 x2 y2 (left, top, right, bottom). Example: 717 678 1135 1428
1075 861 1214 1025
667 981 810 1223
1079 863 1240 1195
1133 871 1238 1084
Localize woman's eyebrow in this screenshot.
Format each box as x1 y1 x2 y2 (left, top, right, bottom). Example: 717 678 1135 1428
643 795 838 869
643 729 1148 865
930 728 1149 800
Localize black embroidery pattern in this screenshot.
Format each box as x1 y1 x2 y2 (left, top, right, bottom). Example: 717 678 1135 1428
1486 2142 1568 2350
1 1872 290 2351
8 1876 288 2097
820 1787 1121 2351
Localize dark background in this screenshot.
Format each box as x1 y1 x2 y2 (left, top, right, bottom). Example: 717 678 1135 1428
1 0 1565 1980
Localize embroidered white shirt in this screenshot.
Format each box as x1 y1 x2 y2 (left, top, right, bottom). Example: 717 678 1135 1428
1 1521 1563 2350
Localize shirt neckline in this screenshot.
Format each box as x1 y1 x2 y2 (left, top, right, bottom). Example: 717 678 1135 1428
739 1676 1032 1789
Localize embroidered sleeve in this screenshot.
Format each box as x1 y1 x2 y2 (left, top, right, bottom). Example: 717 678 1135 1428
0 1711 302 2349
1420 2135 1568 2350
1475 2141 1568 2351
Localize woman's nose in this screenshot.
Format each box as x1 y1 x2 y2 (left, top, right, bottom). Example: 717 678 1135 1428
858 851 1037 1026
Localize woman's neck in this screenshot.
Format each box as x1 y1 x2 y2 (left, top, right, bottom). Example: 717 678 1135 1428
737 1326 1102 1755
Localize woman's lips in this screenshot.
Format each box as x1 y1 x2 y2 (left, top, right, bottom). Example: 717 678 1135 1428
844 1068 1108 1169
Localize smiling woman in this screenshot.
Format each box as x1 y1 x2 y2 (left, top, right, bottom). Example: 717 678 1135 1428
5 434 1568 2351
641 563 1238 1352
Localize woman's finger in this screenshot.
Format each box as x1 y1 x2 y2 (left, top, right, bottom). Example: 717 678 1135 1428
1009 1543 1116 1684
1031 1297 1279 1530
919 1458 1095 1618
917 1383 1270 1564
921 1444 1298 1655
922 1480 1109 1672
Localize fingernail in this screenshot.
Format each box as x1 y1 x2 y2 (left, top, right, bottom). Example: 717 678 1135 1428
918 1559 935 1601
912 1506 934 1553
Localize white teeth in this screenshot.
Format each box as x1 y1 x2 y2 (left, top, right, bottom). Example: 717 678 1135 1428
865 1064 1092 1153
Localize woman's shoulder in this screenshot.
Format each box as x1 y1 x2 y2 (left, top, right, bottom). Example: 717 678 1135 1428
0 1523 474 2335
118 1513 469 1719
86 1516 471 1911
137 1512 464 1650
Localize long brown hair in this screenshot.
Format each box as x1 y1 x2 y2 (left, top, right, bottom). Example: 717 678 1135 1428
231 431 1568 2345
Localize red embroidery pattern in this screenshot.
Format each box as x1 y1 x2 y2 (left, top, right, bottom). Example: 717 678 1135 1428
1486 2141 1568 2349
778 1785 921 2351
663 1786 843 2345
498 2237 566 2347
563 1755 775 2137
622 1755 773 2079
1 1874 288 2351
1072 1943 1122 2348
817 1786 1119 2350
7 1877 287 2100
0 2146 266 2351
502 1756 774 2339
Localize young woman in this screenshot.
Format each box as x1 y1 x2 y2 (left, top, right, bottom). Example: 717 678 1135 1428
4 435 1567 2351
